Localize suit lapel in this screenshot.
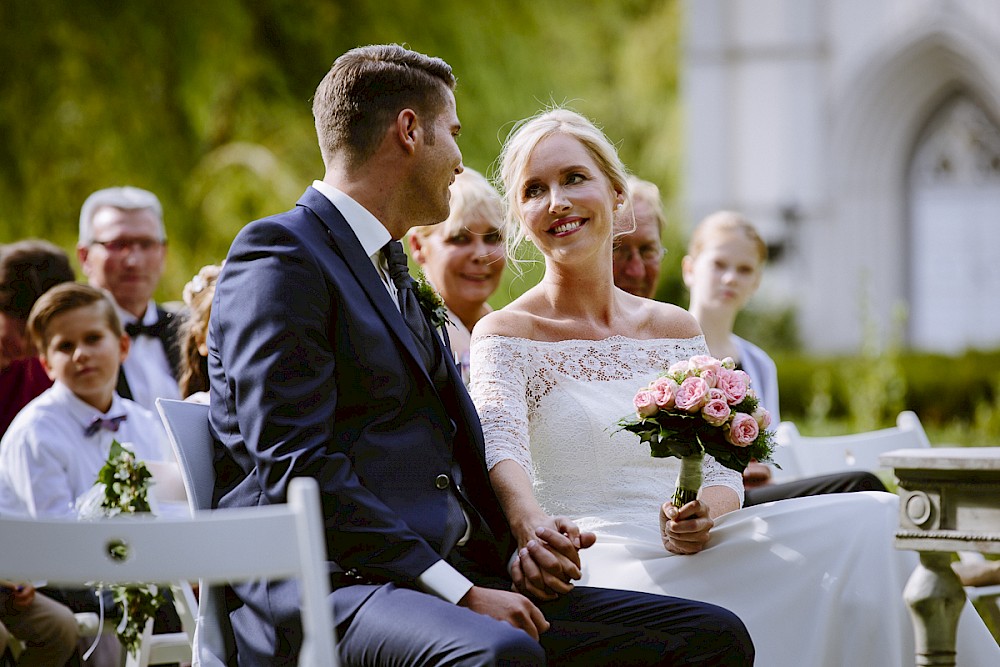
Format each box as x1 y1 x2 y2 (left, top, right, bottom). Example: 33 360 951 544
295 188 434 387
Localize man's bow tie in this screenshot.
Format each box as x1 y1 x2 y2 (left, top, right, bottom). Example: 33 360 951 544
124 319 166 338
84 414 127 437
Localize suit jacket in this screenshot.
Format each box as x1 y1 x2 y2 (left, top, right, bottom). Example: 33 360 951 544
208 187 512 660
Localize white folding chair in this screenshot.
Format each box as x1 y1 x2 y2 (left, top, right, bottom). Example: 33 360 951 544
156 399 233 666
0 474 337 667
157 398 342 666
777 410 1000 633
774 410 930 480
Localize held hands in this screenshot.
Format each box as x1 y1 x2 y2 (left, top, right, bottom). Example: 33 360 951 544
510 516 596 601
660 500 714 555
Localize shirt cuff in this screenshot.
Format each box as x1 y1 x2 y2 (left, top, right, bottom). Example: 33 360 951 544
417 560 474 605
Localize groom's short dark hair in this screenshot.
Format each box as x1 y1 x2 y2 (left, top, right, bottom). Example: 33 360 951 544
313 44 456 169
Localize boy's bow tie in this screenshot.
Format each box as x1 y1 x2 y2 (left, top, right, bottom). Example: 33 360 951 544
84 414 127 437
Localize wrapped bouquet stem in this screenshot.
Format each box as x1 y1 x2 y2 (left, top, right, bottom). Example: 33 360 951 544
616 354 777 508
673 453 703 507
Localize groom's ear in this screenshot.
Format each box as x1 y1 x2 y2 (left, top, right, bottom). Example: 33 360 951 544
396 109 419 155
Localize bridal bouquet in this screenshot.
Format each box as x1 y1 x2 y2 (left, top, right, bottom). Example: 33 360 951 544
616 355 776 507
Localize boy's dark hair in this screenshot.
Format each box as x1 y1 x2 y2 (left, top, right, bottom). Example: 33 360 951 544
0 240 76 320
27 282 122 353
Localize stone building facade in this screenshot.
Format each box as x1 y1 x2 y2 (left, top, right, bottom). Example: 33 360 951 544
683 0 1000 353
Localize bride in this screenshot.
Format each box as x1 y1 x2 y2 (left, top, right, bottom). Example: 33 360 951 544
469 108 1000 667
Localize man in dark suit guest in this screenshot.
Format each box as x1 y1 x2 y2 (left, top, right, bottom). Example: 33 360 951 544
208 44 753 666
77 186 182 410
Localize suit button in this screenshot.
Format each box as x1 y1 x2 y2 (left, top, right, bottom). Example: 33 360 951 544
435 474 450 490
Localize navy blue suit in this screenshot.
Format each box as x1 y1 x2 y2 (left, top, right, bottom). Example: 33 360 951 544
209 187 753 666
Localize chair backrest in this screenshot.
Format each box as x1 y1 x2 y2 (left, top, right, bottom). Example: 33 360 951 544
156 398 232 666
0 476 338 666
156 399 216 511
775 410 932 480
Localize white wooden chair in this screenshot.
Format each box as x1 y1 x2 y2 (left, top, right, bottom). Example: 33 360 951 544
0 473 337 667
775 410 1000 635
157 398 341 666
774 410 931 480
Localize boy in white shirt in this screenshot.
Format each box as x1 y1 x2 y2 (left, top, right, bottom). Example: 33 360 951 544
0 283 176 665
0 282 169 519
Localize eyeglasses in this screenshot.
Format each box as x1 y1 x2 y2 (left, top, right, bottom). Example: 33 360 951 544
90 238 165 254
612 244 666 264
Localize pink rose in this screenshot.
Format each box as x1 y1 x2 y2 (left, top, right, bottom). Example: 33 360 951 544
668 360 690 377
733 370 751 389
649 377 679 409
633 389 658 418
753 406 772 430
674 376 710 412
701 394 732 427
725 412 759 447
690 355 723 377
716 369 748 405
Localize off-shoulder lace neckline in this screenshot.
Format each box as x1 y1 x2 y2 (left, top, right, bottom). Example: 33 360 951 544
473 333 706 346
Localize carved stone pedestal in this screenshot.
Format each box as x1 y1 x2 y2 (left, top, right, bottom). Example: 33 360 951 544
881 447 1000 667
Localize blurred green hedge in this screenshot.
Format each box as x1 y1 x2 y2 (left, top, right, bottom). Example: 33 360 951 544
773 349 1000 430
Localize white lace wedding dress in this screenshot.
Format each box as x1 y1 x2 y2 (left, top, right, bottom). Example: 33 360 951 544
470 334 1000 667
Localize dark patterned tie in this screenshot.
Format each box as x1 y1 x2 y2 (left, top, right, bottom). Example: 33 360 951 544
382 240 440 375
83 414 127 437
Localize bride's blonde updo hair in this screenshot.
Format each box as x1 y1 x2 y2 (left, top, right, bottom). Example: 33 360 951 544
495 108 630 269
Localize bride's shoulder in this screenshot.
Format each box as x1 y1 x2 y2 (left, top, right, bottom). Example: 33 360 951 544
628 295 702 340
472 307 535 340
472 289 547 341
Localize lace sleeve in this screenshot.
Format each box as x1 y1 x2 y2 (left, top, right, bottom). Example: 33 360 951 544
469 335 534 479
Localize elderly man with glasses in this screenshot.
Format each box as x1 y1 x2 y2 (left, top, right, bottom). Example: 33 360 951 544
612 177 667 299
76 186 182 409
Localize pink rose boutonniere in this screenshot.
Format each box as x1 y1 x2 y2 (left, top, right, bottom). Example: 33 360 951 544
616 355 777 507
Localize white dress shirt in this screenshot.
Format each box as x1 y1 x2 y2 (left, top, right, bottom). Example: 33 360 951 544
310 181 474 605
0 381 170 518
116 298 181 410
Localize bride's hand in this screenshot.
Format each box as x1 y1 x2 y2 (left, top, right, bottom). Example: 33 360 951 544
660 500 714 555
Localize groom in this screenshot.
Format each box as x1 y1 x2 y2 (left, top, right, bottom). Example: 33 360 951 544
208 43 753 665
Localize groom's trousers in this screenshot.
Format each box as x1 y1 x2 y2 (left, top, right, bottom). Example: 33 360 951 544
331 582 753 666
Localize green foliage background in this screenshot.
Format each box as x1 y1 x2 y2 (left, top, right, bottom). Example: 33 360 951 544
0 0 684 306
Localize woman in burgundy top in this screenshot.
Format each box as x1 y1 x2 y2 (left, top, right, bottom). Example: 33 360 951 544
0 239 75 435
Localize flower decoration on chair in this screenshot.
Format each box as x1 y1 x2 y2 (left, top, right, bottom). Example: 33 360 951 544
414 269 452 331
615 355 777 507
78 440 167 658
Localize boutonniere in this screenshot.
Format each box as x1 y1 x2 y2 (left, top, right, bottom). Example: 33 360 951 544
414 270 452 330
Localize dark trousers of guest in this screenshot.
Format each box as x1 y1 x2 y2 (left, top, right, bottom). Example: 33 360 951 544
744 470 887 506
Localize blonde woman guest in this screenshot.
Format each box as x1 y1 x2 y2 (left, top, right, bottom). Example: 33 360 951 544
409 168 506 382
682 211 885 504
177 264 221 404
470 107 999 667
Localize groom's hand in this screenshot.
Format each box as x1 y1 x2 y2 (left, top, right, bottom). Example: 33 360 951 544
459 586 549 640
